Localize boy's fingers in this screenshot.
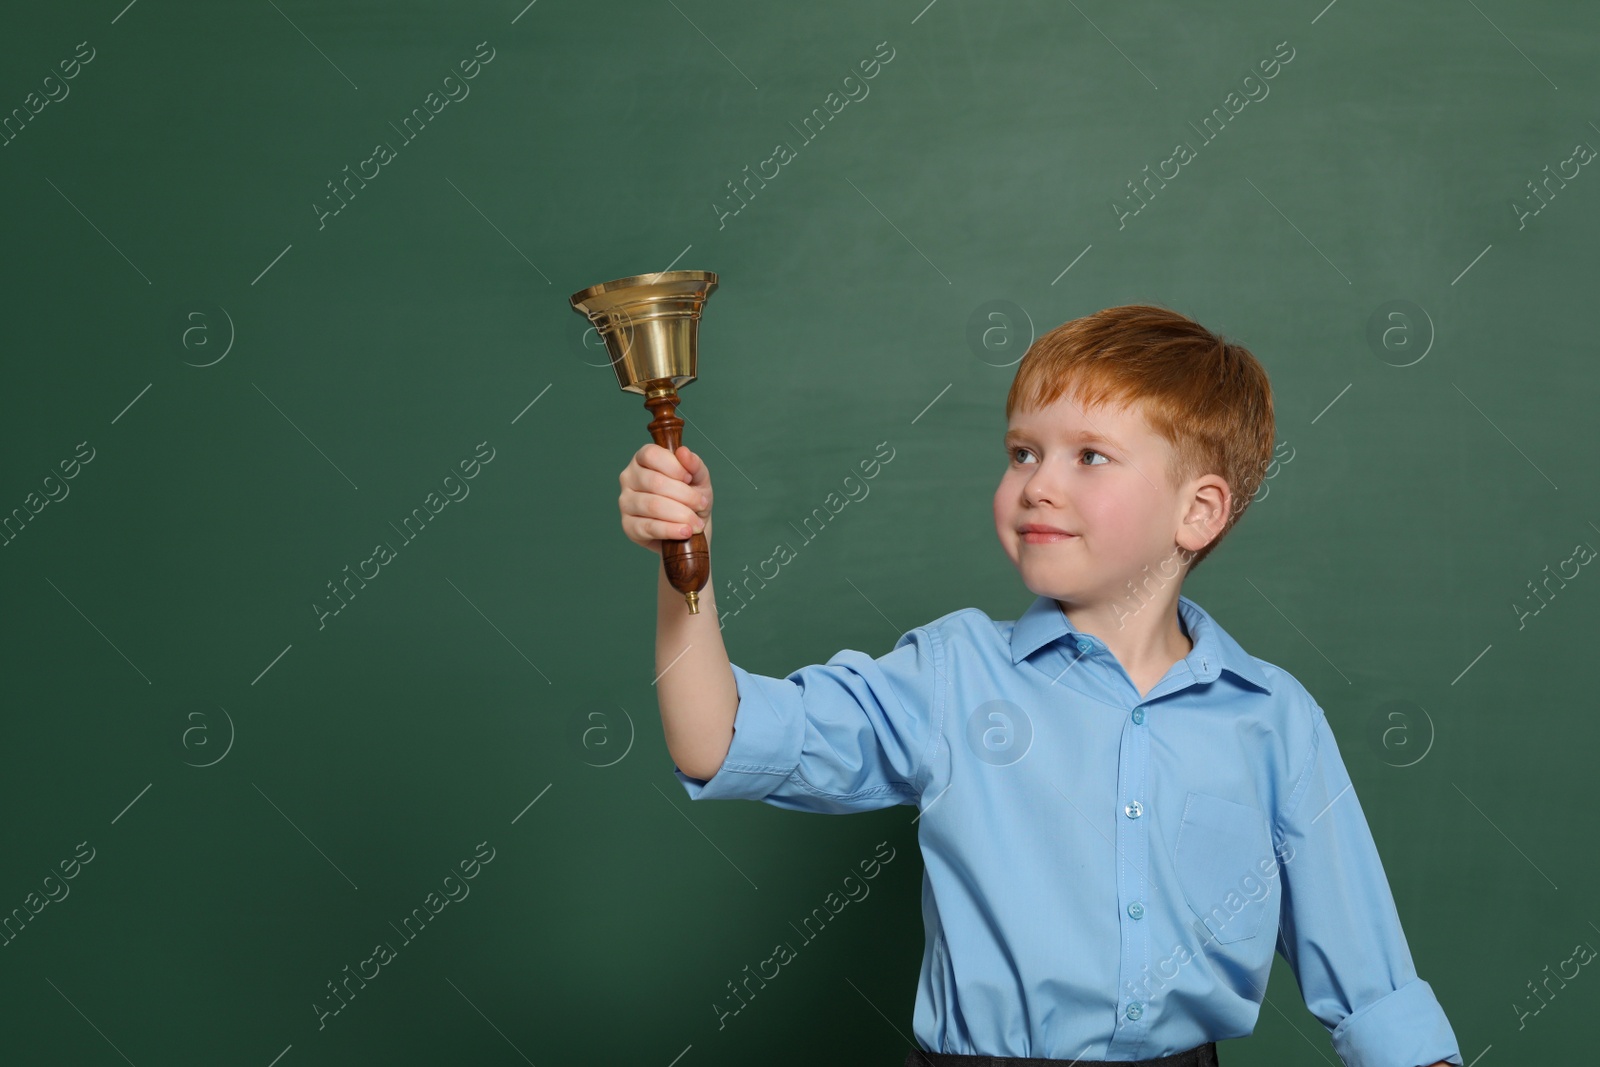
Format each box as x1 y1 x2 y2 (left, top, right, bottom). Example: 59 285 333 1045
639 443 690 484
648 471 699 509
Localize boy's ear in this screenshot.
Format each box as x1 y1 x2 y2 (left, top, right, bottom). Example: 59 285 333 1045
1176 475 1231 553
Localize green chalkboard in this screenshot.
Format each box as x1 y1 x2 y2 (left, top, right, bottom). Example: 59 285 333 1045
2 1 1596 1063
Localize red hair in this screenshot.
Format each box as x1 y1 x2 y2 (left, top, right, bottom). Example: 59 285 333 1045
1005 304 1275 571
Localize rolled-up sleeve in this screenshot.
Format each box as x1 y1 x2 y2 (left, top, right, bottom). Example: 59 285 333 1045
1274 703 1462 1067
672 625 947 814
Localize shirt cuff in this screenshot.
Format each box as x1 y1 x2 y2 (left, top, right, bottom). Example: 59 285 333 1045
672 662 806 801
1330 977 1463 1067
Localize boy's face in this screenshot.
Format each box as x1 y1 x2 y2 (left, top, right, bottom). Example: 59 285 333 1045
993 392 1226 606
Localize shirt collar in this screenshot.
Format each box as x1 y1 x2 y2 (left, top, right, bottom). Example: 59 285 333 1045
1009 592 1273 694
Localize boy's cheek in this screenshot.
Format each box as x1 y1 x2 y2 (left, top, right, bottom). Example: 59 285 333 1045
993 481 1018 518
992 499 1015 541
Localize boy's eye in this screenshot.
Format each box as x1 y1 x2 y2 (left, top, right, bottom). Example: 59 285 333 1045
1008 446 1108 466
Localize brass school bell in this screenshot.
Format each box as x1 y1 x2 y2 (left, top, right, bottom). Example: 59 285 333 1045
569 269 718 614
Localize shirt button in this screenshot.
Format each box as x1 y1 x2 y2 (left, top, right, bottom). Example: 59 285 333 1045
1127 901 1145 919
1126 1002 1143 1021
1124 800 1143 819
1132 708 1145 725
1202 657 1209 672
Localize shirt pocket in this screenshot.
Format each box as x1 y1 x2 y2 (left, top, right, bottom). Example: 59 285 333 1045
1172 790 1275 945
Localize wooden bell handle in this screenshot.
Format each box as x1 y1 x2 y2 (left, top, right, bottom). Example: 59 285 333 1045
643 380 710 614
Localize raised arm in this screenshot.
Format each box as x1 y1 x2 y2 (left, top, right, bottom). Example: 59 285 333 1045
623 443 946 814
617 441 737 780
654 513 737 780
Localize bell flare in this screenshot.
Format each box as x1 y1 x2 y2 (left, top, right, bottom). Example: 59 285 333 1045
568 270 719 395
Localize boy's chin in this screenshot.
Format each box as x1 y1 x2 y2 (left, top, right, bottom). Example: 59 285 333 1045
1015 561 1086 601
1017 559 1163 606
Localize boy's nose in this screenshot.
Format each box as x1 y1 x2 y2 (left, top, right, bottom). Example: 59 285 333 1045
1022 476 1065 507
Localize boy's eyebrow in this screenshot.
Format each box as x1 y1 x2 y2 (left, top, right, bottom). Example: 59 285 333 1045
1004 427 1126 450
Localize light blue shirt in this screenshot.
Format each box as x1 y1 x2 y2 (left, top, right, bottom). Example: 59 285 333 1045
675 593 1463 1067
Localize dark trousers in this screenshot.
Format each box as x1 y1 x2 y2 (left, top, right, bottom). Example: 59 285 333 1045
904 1041 1218 1067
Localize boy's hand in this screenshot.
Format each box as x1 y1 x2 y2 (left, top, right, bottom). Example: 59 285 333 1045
618 443 713 554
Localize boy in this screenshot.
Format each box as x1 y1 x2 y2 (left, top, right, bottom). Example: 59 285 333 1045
619 304 1462 1067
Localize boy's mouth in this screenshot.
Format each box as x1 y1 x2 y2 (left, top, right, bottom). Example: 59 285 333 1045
1018 524 1078 544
